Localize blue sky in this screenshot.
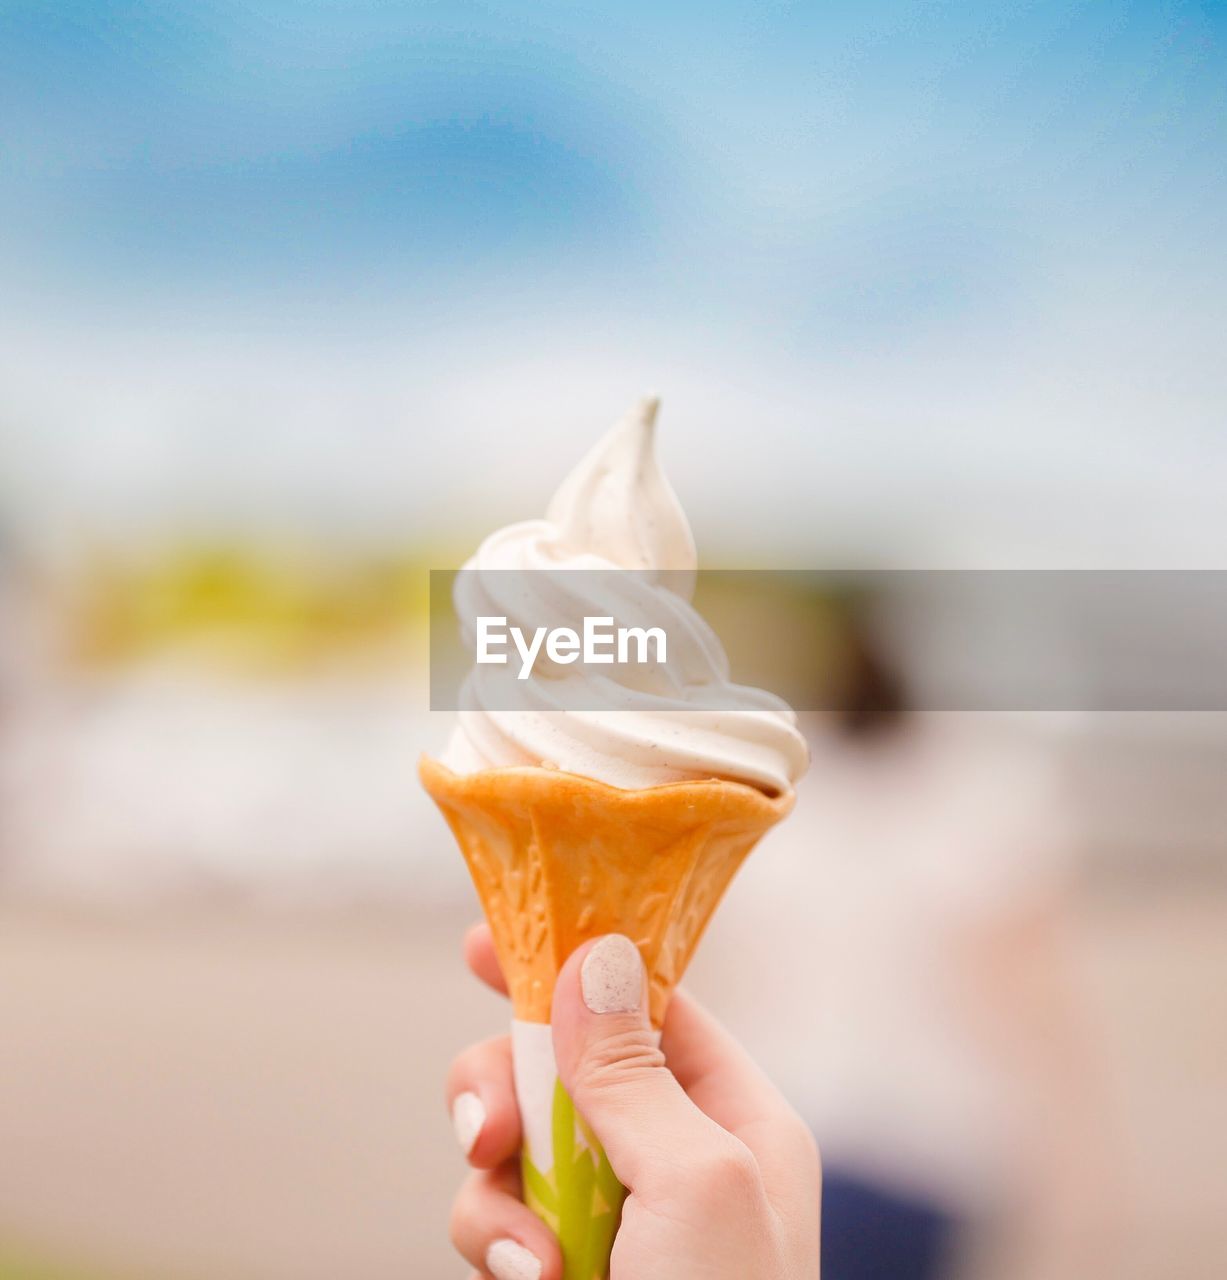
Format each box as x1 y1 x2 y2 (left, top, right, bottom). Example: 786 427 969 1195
4 2 1223 311
1 1 1224 562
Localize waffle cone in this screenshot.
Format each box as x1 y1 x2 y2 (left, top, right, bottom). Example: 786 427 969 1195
420 757 793 1026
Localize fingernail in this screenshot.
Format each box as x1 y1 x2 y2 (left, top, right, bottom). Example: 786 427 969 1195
486 1237 542 1280
451 1091 485 1156
581 934 643 1015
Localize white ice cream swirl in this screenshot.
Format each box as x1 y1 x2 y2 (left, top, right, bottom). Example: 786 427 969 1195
441 398 808 795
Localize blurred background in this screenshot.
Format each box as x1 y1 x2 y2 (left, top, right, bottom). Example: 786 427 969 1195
1 2 1225 1277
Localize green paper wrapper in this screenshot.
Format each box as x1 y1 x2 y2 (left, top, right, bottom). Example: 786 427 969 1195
513 1019 626 1280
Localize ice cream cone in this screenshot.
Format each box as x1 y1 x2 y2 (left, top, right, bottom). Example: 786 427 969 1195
419 756 793 1026
422 395 807 1278
420 755 793 1280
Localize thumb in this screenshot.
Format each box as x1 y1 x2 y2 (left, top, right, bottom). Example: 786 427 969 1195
550 934 729 1196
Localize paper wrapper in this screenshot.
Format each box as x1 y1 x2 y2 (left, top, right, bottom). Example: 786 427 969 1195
419 757 792 1280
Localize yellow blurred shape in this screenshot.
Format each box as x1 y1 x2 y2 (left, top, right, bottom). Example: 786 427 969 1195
63 541 436 675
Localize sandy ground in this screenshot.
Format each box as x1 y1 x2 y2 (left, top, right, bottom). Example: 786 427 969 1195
0 902 488 1279
1 892 1225 1279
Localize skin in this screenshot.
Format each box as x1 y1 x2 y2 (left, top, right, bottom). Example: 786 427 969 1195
446 924 822 1279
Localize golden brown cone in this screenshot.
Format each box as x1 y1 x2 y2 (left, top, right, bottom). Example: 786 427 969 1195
420 756 793 1026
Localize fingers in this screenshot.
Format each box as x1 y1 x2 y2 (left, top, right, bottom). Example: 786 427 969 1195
462 924 816 1225
464 922 509 997
662 988 821 1210
450 1162 561 1280
550 934 740 1200
662 987 783 1113
446 1036 521 1170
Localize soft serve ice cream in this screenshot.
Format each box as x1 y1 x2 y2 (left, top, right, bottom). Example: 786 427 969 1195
424 397 805 1278
441 397 808 796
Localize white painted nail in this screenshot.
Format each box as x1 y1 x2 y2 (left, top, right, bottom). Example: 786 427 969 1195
451 1091 485 1156
581 934 643 1015
486 1237 542 1280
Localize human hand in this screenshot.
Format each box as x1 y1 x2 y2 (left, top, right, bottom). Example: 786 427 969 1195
446 925 821 1279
